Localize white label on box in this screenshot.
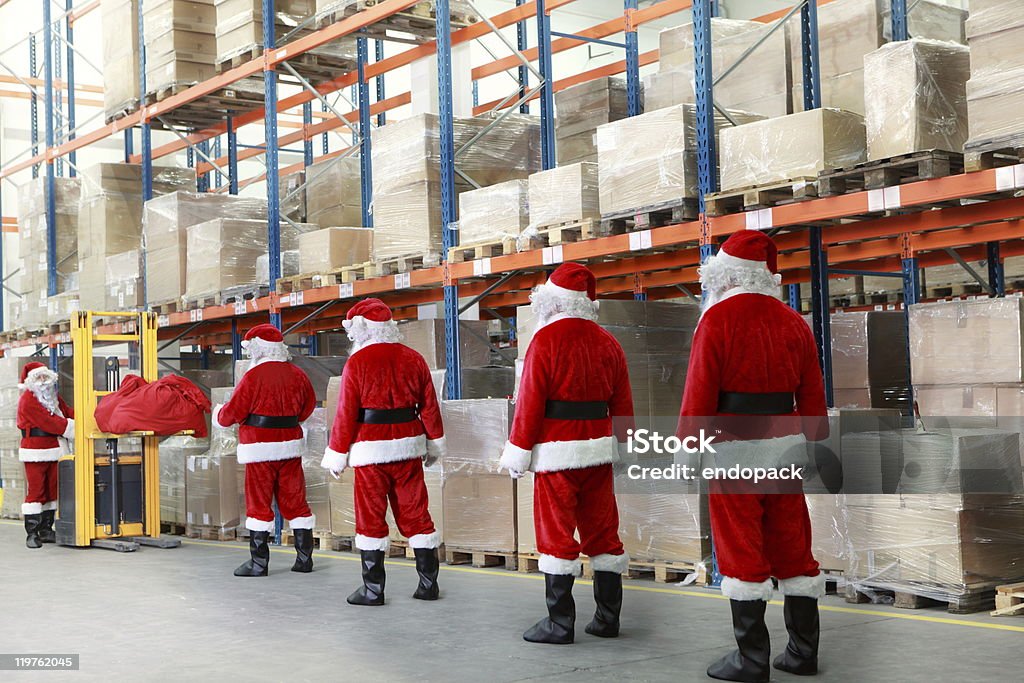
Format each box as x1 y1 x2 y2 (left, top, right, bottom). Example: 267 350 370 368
234 301 246 316
203 513 210 525
339 283 354 298
126 283 135 295
542 245 563 265
395 272 411 289
118 292 125 307
473 258 492 276
629 230 652 251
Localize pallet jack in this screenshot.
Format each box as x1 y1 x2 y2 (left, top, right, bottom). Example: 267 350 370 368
56 311 191 552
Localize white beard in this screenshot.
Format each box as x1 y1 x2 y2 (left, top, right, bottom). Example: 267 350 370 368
30 383 61 415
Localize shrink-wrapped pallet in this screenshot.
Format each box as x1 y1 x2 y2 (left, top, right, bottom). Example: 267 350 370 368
305 155 362 228
0 358 33 517
555 77 637 165
719 108 866 191
399 319 492 371
441 399 515 554
964 0 1024 148
457 179 529 245
596 104 762 216
186 387 240 532
185 219 270 300
143 0 219 92
297 227 373 273
863 39 970 160
528 162 599 229
160 435 210 527
648 18 790 118
371 113 540 261
214 0 356 65
101 0 141 119
300 407 332 534
788 0 965 115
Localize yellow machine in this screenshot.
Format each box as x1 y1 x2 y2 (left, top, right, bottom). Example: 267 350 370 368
56 311 185 551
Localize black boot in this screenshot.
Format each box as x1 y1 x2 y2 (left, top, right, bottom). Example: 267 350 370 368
234 531 270 577
774 596 819 675
585 571 622 638
523 573 575 644
291 529 314 573
347 550 386 606
412 547 440 600
707 600 771 683
38 509 57 544
24 514 43 549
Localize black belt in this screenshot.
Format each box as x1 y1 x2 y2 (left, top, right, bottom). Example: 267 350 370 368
359 407 419 424
717 392 795 416
21 427 58 438
545 400 609 420
244 414 301 429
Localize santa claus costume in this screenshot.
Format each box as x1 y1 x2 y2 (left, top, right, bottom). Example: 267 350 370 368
499 262 634 645
17 362 74 548
678 231 827 682
321 298 446 606
216 323 318 577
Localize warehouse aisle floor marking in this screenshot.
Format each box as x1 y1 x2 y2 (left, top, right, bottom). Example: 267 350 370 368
3 521 1020 634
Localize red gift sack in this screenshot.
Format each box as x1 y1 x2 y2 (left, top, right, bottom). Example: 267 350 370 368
95 374 211 438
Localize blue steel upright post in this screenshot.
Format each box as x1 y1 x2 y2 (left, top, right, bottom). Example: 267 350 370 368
302 102 314 168
987 242 1005 297
535 0 556 170
375 40 387 126
227 116 239 195
196 140 210 192
65 0 76 176
694 0 717 265
624 0 641 117
263 0 282 330
890 0 909 42
436 0 461 400
515 0 529 114
357 37 374 228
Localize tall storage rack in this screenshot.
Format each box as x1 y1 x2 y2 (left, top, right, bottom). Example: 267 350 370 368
0 0 1021 411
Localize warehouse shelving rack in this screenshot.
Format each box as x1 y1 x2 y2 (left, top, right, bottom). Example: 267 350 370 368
0 0 1020 413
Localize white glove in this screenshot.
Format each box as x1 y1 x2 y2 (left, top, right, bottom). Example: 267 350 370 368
507 468 526 480
321 448 348 479
498 441 532 480
423 437 447 468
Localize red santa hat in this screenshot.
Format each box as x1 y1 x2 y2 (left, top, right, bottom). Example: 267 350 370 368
540 262 597 301
716 230 779 274
343 298 394 329
241 323 284 349
18 361 57 390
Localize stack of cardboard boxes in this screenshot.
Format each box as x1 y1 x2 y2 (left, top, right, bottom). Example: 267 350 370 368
964 0 1024 149
554 77 636 166
457 179 530 246
101 0 141 120
304 156 363 229
215 0 356 67
528 163 600 230
143 0 219 94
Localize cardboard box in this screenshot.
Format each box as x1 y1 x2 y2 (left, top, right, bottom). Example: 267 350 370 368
185 218 270 299
102 0 141 117
297 227 373 273
304 156 363 228
457 179 529 245
185 453 240 529
528 162 599 228
400 319 493 370
555 77 636 165
160 435 210 526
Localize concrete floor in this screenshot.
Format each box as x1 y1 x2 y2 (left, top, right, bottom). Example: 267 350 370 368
0 520 1019 682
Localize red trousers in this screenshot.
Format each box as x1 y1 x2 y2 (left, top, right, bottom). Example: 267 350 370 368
354 458 436 547
535 464 624 565
244 458 313 531
709 479 819 584
23 461 59 513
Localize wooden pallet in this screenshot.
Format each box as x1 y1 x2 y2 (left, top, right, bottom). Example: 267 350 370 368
150 299 183 315
143 81 265 130
390 540 446 560
217 45 358 85
625 560 709 586
104 99 140 125
705 180 819 217
600 199 699 233
184 286 268 311
185 524 237 542
280 529 335 551
516 553 594 579
317 1 477 43
818 150 964 196
447 237 519 263
328 535 356 552
964 139 1024 173
445 547 517 570
160 522 186 536
991 582 1024 617
844 582 998 615
275 262 375 293
363 253 439 278
924 282 987 300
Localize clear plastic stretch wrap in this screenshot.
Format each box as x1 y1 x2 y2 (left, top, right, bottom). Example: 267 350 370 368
215 0 356 64
596 104 763 215
105 250 143 310
160 435 210 527
255 250 301 285
909 299 1024 386
101 0 141 118
964 0 1024 147
457 179 529 245
441 399 515 553
371 113 541 261
527 162 599 230
186 386 240 531
719 108 866 191
554 77 636 166
788 0 966 115
297 227 373 273
300 407 332 534
142 192 266 303
864 39 969 160
649 18 790 118
400 319 493 371
305 155 363 229
280 170 306 222
80 163 196 202
0 358 31 518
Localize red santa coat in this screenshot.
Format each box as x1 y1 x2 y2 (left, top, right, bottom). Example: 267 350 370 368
18 392 74 462
501 315 635 473
216 359 317 464
323 342 445 470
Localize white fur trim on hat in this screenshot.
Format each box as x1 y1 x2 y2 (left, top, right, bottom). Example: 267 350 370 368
349 435 426 467
717 250 769 270
21 365 58 388
246 517 275 532
539 554 583 576
288 515 316 530
542 280 593 300
779 574 826 599
19 447 63 462
590 552 630 574
408 532 440 549
355 534 391 552
532 435 617 472
345 316 394 328
499 441 532 474
235 438 305 464
721 577 774 602
22 502 43 515
42 501 58 511
321 448 348 472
